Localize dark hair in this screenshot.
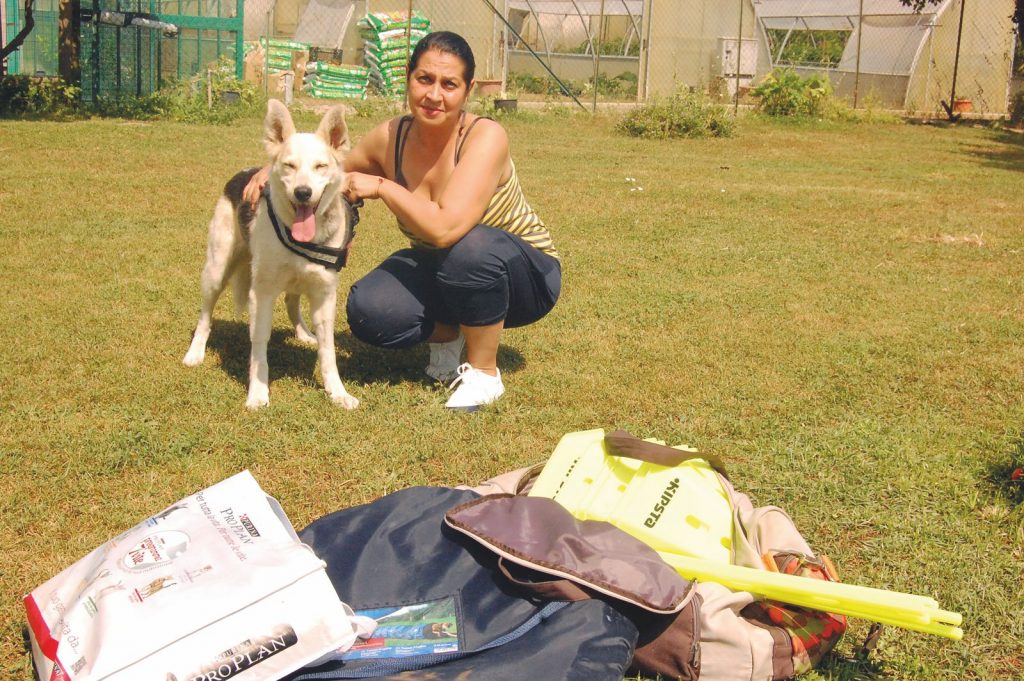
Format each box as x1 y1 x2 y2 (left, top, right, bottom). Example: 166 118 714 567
407 31 476 83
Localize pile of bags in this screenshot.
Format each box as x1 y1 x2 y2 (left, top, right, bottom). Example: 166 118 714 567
24 429 961 681
261 37 311 75
358 10 430 98
303 61 370 100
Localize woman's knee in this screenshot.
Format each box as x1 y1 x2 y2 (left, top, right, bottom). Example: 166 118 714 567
346 281 424 348
438 226 508 287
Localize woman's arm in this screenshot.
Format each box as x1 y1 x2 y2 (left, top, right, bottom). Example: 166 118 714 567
347 120 509 249
343 119 390 175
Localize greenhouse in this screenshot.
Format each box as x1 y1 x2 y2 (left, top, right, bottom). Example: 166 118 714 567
752 0 1018 113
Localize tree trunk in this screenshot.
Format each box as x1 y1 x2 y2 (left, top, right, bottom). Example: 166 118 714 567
1 0 36 76
58 0 81 83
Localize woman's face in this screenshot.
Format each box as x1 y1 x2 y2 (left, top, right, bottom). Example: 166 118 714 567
407 49 472 127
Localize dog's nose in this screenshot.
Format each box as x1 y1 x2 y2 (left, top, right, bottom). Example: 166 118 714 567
294 186 313 203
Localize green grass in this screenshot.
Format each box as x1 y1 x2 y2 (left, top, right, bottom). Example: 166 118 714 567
2 110 1023 680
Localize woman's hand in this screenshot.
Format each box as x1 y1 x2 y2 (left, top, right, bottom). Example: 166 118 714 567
244 165 271 207
344 172 386 203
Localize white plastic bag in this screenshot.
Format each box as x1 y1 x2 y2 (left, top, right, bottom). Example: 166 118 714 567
24 470 366 681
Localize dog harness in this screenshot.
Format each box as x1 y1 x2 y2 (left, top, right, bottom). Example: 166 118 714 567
264 191 359 271
394 114 558 260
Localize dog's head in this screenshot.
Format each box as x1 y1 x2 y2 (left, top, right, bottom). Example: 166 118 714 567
263 99 349 243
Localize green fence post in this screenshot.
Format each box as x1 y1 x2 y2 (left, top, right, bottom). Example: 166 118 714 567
234 0 242 78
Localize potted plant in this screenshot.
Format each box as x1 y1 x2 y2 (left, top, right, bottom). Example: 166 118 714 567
493 89 518 112
952 97 973 113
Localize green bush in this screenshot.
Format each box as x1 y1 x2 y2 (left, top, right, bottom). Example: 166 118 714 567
156 55 264 124
752 68 833 117
508 72 582 97
615 88 735 139
566 37 640 57
0 75 82 119
88 55 262 124
1009 89 1024 129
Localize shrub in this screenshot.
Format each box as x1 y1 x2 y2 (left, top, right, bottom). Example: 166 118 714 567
155 55 264 124
752 68 832 117
615 88 735 139
0 75 82 119
1009 89 1024 129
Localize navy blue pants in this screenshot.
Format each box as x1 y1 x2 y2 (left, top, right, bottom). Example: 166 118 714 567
347 225 562 349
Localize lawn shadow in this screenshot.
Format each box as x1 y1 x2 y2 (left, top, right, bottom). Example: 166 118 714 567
960 129 1024 173
984 436 1024 507
815 651 891 681
204 320 322 388
204 320 526 388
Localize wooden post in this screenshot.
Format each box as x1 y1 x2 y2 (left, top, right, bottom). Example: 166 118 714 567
593 0 605 112
853 0 863 109
58 0 81 84
734 0 744 115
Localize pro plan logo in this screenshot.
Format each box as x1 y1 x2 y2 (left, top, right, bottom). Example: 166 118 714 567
643 478 680 528
239 513 261 538
174 625 298 681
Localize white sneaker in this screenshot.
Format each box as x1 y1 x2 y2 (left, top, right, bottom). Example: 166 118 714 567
445 363 504 411
425 332 465 383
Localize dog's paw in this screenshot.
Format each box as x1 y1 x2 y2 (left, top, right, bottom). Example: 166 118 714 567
330 392 360 410
182 348 205 366
245 390 270 410
294 328 318 346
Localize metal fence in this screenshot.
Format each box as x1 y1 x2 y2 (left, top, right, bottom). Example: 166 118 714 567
4 0 242 100
3 0 1019 114
238 0 1016 115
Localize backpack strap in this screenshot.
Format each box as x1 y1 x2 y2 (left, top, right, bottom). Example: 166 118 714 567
604 430 730 480
496 559 592 602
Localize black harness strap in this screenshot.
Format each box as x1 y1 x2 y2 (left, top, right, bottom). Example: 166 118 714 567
264 190 359 271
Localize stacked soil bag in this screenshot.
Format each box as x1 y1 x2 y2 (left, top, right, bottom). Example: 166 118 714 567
303 61 370 100
358 10 430 98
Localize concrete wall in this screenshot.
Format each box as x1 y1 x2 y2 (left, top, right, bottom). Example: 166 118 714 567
508 49 637 82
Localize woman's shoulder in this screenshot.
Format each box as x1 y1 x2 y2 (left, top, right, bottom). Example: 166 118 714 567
461 114 509 153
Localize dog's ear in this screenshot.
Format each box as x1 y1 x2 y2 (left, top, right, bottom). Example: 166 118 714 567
316 105 350 161
263 99 296 158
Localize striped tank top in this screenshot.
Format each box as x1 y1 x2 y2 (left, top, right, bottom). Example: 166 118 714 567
394 114 558 260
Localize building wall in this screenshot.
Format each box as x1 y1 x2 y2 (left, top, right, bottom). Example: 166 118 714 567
641 0 760 99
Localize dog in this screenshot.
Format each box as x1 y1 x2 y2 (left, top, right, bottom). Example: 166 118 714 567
183 99 359 410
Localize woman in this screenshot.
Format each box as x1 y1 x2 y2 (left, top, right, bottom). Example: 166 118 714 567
251 31 561 410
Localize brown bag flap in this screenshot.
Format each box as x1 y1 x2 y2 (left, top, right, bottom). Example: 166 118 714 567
444 494 694 614
605 430 729 480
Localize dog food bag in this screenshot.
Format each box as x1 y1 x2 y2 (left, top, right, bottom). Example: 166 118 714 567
24 470 367 681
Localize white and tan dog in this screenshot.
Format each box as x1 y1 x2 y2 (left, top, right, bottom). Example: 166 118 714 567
183 99 359 410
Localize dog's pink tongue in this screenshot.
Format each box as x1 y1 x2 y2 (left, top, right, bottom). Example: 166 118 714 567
291 205 316 242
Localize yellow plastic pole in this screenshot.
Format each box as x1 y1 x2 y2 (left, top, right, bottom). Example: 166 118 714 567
658 551 963 640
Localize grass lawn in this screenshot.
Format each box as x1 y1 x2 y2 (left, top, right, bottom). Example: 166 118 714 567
1 108 1022 680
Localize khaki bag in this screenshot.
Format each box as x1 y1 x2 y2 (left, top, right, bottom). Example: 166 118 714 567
462 430 847 681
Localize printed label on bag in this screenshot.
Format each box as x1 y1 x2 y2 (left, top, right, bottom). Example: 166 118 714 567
121 531 191 571
343 597 460 660
170 624 298 681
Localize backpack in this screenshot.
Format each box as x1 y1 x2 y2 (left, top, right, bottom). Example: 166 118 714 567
463 429 847 681
291 431 846 681
286 486 643 681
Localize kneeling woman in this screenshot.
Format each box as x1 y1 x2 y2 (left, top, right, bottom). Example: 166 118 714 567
341 31 561 410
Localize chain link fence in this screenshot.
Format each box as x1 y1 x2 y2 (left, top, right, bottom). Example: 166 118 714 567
238 0 1016 114
3 0 1019 114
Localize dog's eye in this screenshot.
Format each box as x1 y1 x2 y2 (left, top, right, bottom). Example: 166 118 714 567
283 162 297 170
315 163 328 170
